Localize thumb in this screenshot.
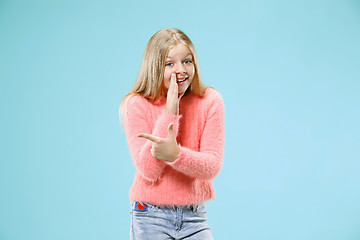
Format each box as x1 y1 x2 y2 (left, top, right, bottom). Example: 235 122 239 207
167 122 175 139
178 91 185 100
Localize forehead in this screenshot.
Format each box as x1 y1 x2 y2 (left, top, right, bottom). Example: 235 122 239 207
167 44 192 58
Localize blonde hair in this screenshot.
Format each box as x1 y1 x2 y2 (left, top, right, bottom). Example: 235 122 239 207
122 28 206 105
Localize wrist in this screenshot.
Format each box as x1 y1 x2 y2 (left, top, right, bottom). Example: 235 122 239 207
166 107 178 116
168 145 180 162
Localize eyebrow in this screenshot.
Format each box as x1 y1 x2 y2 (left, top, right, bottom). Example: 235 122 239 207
166 54 193 59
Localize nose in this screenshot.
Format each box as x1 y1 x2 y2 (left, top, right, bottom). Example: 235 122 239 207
175 63 186 74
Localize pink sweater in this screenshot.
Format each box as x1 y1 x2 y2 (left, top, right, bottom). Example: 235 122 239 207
121 87 225 206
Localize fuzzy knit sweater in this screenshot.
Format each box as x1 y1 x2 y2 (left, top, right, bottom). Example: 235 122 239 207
121 87 225 206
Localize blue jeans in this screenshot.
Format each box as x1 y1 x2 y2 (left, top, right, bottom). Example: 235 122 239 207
130 201 214 240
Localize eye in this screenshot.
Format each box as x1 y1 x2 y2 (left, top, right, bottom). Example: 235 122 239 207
184 60 192 64
165 62 173 67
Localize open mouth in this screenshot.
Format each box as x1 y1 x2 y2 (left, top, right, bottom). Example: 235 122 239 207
176 77 188 83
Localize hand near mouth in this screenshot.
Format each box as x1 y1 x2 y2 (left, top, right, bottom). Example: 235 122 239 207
166 73 185 115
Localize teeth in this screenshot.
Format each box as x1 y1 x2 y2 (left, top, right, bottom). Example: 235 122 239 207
177 77 188 83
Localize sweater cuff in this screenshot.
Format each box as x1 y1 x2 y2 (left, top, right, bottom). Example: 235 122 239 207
166 145 187 169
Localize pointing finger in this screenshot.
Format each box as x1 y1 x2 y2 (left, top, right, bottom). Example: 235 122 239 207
137 133 161 143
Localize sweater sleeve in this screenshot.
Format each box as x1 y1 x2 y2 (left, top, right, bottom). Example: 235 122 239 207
121 94 182 182
167 90 225 180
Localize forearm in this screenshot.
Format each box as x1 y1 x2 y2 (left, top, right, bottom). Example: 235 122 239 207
131 138 167 182
167 145 223 180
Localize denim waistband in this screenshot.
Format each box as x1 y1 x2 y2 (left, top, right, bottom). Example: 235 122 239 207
131 201 206 211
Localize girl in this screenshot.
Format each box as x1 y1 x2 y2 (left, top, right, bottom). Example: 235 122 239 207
120 28 225 240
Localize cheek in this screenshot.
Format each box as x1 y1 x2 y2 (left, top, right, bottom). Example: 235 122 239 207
163 71 171 89
188 65 195 75
188 66 195 82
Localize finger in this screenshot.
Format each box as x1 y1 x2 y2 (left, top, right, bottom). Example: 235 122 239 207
170 73 178 93
178 91 185 100
137 133 161 143
167 123 175 138
168 73 175 88
171 73 177 83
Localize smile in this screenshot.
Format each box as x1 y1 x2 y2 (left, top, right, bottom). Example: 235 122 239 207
176 77 188 83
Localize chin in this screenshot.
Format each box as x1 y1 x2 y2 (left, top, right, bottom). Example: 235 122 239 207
179 87 188 94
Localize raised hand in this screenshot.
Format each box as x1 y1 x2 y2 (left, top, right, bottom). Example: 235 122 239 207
137 123 180 162
166 73 185 115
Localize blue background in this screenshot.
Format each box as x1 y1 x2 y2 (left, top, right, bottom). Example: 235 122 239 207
1 0 359 239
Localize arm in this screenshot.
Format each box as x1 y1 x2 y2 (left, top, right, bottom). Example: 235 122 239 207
121 94 182 182
167 92 225 180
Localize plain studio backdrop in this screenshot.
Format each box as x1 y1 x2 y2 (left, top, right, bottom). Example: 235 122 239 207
0 0 359 239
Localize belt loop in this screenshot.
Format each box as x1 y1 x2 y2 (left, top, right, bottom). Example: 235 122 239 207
192 203 199 212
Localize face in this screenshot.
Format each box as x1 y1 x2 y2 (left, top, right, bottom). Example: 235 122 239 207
162 44 195 96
